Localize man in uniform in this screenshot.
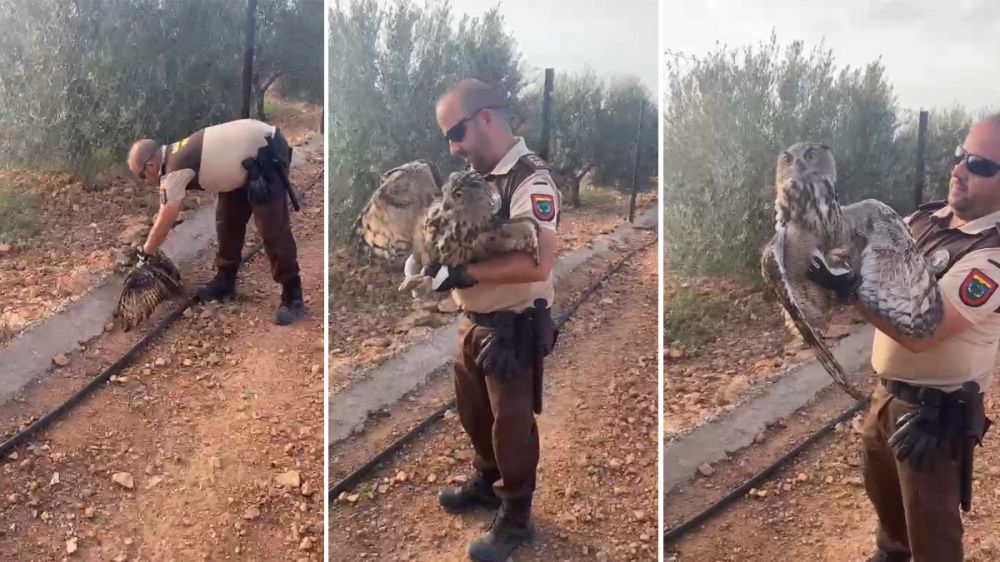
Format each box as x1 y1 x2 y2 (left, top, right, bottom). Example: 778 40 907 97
419 78 560 562
126 118 304 325
811 115 1000 562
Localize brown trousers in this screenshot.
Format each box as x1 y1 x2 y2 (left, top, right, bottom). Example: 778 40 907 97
453 318 539 501
216 187 299 283
862 383 964 562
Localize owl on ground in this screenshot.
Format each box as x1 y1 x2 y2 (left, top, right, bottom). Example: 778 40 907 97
760 142 943 399
114 250 182 331
399 170 539 292
350 160 443 267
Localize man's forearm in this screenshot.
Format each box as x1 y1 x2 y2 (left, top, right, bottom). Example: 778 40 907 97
142 206 180 254
466 251 549 284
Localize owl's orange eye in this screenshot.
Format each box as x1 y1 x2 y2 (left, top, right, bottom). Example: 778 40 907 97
781 153 793 165
804 148 817 162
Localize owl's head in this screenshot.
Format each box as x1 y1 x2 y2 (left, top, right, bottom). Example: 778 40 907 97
440 170 500 219
776 142 837 184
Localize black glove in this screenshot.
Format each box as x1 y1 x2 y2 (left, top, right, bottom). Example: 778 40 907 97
422 263 476 292
129 247 152 267
807 255 861 303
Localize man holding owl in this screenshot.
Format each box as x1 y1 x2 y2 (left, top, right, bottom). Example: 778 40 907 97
810 115 1000 562
416 78 561 562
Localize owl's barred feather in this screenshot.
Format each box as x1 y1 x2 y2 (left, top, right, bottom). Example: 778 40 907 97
349 160 443 267
762 142 943 399
114 251 182 331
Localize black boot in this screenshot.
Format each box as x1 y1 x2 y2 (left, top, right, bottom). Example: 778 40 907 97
196 266 237 302
467 496 535 562
867 551 911 562
438 470 501 513
274 276 305 325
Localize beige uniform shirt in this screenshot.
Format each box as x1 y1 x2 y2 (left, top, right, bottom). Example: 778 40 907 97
452 138 559 313
872 206 1000 391
160 119 276 206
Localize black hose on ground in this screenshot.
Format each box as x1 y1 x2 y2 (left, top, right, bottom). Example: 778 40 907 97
329 236 657 503
663 397 871 545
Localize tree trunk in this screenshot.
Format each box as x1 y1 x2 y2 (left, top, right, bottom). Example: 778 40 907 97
569 165 592 207
253 71 283 120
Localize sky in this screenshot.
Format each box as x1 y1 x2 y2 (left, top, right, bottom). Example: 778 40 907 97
453 0 658 93
662 0 1000 112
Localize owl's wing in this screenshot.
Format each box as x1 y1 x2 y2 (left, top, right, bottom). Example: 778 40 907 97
842 199 943 338
762 230 866 400
114 252 182 332
349 161 441 266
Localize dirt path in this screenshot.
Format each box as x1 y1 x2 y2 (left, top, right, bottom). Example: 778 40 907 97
666 357 1000 562
0 126 324 561
330 244 658 562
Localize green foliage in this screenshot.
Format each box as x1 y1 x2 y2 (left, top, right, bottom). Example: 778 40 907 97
548 71 657 203
257 0 324 106
664 286 726 351
0 0 320 178
0 183 37 242
664 35 942 282
327 0 525 243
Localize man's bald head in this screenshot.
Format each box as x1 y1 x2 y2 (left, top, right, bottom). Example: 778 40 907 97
438 78 508 117
128 139 162 185
436 79 516 172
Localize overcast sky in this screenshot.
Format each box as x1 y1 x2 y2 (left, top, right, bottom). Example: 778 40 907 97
662 0 1000 112
453 0 658 93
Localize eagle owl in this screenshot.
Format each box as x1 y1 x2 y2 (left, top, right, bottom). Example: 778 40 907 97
114 250 182 331
350 160 443 267
399 170 540 292
761 142 943 399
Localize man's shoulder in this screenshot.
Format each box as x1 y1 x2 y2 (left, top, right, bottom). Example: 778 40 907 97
518 152 550 171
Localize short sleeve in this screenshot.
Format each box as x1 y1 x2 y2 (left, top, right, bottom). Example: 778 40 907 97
508 172 559 232
159 169 195 206
939 249 1000 324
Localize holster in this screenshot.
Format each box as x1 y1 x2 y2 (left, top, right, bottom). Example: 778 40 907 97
960 381 991 511
531 298 558 414
467 300 558 415
241 129 298 210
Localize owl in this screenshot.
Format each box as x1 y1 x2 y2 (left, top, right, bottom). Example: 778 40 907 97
761 142 943 399
399 170 539 292
114 250 182 331
350 160 443 267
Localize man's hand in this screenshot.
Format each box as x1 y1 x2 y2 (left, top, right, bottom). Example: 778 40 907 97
423 263 476 292
807 253 861 303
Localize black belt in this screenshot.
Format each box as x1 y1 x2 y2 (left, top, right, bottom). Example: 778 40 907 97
464 309 528 328
882 379 962 404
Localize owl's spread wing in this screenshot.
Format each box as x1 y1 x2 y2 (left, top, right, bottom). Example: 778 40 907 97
842 199 943 338
114 252 182 332
762 230 866 400
349 161 441 266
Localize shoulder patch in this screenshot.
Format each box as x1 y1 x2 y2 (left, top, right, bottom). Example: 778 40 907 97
531 193 555 222
159 186 167 205
960 268 998 307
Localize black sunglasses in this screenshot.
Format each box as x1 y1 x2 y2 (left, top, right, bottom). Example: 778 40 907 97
955 145 1000 178
445 105 506 143
138 149 157 180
